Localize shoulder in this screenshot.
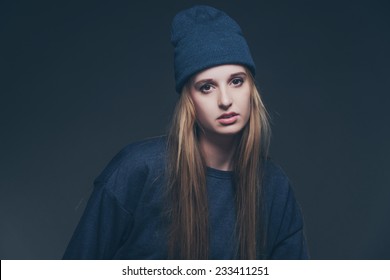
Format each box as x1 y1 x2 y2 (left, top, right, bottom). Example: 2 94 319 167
262 159 292 194
261 159 308 259
94 135 167 186
117 135 167 164
261 159 299 213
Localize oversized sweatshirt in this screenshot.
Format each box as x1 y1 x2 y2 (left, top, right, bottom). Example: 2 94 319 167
63 136 309 259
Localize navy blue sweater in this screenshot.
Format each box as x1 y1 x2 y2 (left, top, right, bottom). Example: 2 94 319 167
63 136 309 259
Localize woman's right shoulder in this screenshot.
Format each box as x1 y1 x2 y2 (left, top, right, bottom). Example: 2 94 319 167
94 135 167 187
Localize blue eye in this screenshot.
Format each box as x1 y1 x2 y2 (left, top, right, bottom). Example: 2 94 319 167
231 78 243 86
199 84 213 93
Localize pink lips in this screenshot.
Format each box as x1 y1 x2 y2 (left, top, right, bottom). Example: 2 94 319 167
217 112 239 125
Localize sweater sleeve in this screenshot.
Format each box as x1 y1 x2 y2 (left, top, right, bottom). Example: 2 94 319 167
263 161 309 260
268 184 309 259
62 184 133 259
63 137 165 260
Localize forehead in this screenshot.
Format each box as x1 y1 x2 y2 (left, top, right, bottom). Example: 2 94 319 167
192 64 246 82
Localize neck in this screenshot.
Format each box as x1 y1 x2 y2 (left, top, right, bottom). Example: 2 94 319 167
198 132 240 171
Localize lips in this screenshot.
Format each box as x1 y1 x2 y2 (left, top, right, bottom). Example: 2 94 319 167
217 112 239 125
217 112 238 119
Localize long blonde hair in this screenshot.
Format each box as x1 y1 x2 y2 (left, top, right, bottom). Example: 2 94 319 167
166 70 270 259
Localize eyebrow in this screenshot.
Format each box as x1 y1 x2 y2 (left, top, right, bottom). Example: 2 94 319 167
229 71 247 78
193 72 247 85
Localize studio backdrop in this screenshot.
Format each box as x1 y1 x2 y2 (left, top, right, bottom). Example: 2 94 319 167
1 0 389 259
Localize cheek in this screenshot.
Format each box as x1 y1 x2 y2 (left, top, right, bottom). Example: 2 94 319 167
239 91 251 115
246 97 251 114
194 104 211 125
191 98 209 124
198 108 220 130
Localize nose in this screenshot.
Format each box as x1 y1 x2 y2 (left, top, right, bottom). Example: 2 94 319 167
218 86 232 110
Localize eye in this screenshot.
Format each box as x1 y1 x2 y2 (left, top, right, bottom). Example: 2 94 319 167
231 77 244 87
199 83 213 94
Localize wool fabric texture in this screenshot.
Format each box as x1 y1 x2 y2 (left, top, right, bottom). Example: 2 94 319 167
171 5 256 93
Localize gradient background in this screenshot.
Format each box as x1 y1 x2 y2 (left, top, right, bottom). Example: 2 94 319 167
1 0 389 259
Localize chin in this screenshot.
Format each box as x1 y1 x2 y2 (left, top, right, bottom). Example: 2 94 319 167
215 126 245 136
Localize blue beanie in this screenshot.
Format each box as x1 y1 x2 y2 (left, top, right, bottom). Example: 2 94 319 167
171 5 256 93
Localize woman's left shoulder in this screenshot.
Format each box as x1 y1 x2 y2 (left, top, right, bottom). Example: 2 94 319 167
262 160 291 189
261 159 299 204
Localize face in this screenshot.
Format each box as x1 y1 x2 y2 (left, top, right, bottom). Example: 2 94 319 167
189 64 251 138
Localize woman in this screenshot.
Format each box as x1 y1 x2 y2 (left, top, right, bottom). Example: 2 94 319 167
63 5 308 260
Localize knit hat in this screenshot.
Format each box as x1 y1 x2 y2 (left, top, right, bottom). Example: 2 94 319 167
171 5 256 93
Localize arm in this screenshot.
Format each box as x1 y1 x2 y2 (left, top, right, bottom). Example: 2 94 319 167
269 184 309 259
263 161 309 259
62 137 165 259
62 184 133 259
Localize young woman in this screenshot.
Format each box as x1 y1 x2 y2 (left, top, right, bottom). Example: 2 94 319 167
63 5 309 260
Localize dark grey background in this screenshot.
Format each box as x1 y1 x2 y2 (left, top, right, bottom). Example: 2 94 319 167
1 0 389 259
